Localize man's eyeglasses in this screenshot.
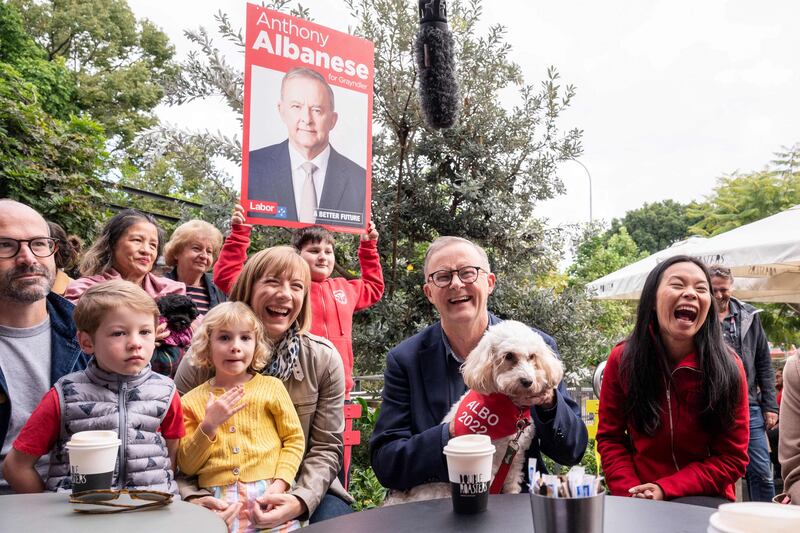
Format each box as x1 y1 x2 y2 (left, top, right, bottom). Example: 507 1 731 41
69 489 173 514
0 237 59 259
427 266 485 288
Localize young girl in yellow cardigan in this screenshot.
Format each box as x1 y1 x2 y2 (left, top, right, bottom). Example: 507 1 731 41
178 302 305 533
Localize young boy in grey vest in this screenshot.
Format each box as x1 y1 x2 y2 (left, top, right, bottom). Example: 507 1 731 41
2 280 184 493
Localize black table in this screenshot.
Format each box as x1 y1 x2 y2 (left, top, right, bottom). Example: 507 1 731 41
304 494 716 532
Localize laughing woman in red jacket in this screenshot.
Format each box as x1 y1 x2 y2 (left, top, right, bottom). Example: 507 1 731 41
597 255 749 506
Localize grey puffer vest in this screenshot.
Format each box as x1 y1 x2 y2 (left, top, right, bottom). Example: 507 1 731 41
45 360 178 494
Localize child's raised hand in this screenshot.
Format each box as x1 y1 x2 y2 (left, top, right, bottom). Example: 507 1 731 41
361 221 378 241
231 204 249 227
200 386 246 438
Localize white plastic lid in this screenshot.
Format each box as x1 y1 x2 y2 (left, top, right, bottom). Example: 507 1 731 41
443 434 495 456
67 430 120 448
710 502 800 533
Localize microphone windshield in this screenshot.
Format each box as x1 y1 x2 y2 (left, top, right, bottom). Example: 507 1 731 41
416 0 461 129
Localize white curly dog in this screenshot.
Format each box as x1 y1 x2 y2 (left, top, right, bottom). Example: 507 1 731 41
383 320 564 505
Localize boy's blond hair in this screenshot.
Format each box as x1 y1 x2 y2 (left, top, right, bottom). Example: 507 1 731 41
189 302 272 373
229 246 313 334
73 279 159 335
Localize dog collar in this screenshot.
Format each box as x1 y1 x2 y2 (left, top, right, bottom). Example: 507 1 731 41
453 390 532 439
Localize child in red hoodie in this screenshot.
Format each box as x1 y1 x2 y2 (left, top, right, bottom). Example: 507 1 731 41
290 223 384 396
213 205 385 398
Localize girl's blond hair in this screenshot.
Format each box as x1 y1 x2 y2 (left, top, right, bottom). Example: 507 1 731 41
189 302 272 373
229 246 312 334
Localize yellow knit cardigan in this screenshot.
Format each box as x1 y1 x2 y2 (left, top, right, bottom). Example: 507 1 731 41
178 373 305 488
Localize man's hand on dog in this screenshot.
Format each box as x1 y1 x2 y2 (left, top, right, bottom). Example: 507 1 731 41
530 388 557 409
448 388 558 437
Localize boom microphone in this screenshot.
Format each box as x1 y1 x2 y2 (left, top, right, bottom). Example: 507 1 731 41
416 0 461 129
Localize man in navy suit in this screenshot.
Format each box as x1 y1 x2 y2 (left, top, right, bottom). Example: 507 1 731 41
370 236 588 491
247 67 366 228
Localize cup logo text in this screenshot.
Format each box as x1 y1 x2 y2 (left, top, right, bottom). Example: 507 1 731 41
70 465 86 485
459 473 489 496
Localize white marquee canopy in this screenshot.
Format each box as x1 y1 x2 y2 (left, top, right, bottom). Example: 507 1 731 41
587 205 800 303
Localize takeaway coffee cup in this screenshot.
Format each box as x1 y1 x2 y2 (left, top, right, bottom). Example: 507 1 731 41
708 502 800 533
443 434 495 514
530 489 605 533
66 430 120 493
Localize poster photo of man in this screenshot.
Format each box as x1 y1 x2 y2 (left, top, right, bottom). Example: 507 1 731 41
247 67 367 228
241 5 374 233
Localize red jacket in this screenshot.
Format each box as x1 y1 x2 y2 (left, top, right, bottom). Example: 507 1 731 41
597 342 749 501
213 224 384 395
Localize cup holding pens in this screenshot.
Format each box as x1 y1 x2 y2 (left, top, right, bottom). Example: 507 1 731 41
530 489 605 533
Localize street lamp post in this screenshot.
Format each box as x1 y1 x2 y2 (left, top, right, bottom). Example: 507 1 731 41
569 158 593 223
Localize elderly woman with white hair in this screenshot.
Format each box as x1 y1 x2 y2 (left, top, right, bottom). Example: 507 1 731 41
163 219 226 315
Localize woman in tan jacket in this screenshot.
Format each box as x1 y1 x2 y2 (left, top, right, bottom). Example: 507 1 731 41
779 355 800 504
174 246 352 526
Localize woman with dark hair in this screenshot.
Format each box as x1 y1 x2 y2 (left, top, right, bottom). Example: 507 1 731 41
46 221 79 295
597 255 749 505
64 209 185 302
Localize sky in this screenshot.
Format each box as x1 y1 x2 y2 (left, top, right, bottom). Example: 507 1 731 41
128 0 800 230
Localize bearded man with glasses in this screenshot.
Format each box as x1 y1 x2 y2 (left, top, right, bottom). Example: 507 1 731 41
370 236 587 493
0 200 88 494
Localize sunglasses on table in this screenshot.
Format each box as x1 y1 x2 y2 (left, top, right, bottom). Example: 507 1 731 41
70 489 173 514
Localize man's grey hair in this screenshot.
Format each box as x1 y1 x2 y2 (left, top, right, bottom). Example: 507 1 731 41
423 236 491 276
709 264 733 281
280 67 335 110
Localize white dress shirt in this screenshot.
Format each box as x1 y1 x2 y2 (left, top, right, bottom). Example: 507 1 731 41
288 144 331 215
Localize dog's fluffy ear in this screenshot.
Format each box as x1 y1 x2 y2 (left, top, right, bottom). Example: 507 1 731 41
461 330 498 394
538 342 564 389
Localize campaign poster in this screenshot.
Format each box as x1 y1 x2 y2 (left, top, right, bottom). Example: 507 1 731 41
241 4 374 234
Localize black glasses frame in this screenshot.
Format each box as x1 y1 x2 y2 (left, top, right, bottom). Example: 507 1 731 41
427 266 485 288
0 237 59 259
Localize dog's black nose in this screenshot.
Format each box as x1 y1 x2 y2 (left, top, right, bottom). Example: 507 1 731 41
519 378 533 388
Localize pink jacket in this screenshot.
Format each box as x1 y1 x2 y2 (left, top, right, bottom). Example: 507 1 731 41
64 269 186 303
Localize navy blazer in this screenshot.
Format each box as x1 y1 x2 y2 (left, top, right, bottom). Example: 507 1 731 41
247 140 367 228
369 313 588 491
0 293 88 447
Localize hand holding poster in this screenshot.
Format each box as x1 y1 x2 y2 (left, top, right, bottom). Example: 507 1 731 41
242 3 374 233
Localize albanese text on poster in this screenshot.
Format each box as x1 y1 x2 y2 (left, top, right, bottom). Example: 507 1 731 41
242 4 374 234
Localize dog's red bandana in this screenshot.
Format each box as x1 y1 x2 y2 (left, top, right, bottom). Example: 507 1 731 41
453 390 531 439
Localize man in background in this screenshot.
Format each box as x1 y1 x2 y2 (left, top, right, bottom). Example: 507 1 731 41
710 264 778 501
